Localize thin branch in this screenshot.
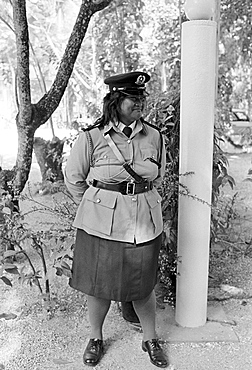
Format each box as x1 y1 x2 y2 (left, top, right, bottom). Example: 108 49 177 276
35 0 113 125
32 237 50 297
14 245 43 294
90 0 113 13
0 14 14 32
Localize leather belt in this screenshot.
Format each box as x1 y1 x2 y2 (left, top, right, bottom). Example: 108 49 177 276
91 179 153 195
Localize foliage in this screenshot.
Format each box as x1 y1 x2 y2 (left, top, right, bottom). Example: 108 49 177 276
220 0 252 115
92 0 181 98
210 191 252 262
0 0 114 197
94 0 145 76
212 133 236 204
0 183 77 316
210 192 238 246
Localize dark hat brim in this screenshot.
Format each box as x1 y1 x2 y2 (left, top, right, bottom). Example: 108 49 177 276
119 89 149 97
104 71 150 94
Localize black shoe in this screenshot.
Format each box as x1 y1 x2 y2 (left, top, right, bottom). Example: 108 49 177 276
121 301 140 324
83 338 104 367
142 339 169 368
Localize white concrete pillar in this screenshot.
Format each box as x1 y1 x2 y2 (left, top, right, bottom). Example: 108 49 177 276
175 20 217 327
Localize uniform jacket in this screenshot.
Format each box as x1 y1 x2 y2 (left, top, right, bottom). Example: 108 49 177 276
64 119 166 244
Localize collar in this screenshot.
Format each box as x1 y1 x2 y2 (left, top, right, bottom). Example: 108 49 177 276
103 119 147 136
103 121 117 135
118 121 136 132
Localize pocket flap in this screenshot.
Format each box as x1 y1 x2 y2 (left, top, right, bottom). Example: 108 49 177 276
84 187 117 209
144 191 162 208
140 147 158 161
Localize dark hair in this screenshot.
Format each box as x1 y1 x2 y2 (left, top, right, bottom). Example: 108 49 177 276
95 92 126 127
95 91 147 127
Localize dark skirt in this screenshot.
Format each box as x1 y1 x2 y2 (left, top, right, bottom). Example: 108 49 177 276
69 229 162 302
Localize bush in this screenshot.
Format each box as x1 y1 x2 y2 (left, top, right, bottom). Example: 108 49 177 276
0 182 77 317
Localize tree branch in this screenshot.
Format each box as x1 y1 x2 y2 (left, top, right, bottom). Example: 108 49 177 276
32 237 50 297
34 0 113 127
90 0 114 12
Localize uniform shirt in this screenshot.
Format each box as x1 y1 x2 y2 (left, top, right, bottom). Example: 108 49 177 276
64 119 166 244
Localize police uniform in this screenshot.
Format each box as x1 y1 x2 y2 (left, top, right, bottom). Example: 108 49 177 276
64 72 166 303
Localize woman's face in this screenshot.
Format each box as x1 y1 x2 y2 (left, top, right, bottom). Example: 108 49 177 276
118 96 146 125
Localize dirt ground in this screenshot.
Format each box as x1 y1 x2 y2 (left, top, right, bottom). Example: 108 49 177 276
1 150 252 370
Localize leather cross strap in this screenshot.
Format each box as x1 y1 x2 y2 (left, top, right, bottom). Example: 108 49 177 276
103 133 146 183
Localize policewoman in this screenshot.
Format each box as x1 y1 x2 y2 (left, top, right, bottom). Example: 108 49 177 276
64 71 168 368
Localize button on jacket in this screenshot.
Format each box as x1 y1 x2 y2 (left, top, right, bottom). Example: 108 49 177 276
64 119 166 244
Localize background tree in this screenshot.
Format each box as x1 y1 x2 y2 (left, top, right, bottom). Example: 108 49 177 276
3 0 113 197
1 0 251 193
218 0 252 122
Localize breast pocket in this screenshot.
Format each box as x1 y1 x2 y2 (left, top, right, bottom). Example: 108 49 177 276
93 151 121 179
140 146 159 162
82 188 118 236
139 146 159 178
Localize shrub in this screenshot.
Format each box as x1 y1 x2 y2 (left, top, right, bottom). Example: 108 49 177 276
0 183 76 316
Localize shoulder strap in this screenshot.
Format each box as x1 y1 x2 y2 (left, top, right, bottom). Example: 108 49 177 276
82 117 104 132
84 130 94 167
104 134 125 163
81 119 104 167
141 119 163 168
103 133 145 183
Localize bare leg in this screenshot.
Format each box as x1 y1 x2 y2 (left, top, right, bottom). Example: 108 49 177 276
133 290 156 341
87 295 111 340
133 291 168 367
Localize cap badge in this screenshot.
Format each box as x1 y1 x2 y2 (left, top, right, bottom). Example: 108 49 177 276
135 75 146 85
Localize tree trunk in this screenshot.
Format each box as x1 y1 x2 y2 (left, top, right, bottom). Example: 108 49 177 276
14 123 36 195
11 0 113 195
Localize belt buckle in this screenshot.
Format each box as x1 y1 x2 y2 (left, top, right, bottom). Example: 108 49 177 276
126 182 135 195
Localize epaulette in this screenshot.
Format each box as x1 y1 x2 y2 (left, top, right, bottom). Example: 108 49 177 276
140 118 161 132
81 117 104 132
140 118 163 168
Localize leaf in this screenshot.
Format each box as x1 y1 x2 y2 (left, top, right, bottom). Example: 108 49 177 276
0 276 12 286
3 250 17 258
2 263 17 270
33 278 41 287
61 261 71 270
41 293 50 301
5 267 19 275
0 312 17 320
55 267 63 276
2 207 11 215
220 284 244 296
61 267 72 278
18 274 26 285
